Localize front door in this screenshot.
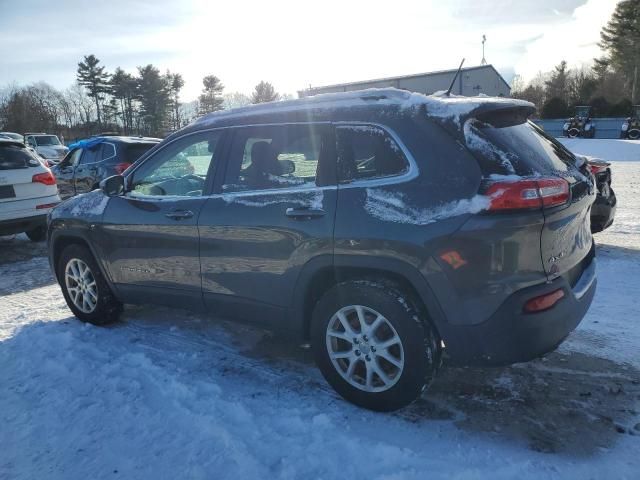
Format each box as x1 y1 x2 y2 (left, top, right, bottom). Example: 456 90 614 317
53 148 82 199
198 123 337 325
98 130 225 309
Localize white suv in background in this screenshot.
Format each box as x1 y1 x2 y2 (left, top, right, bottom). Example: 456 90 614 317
0 139 60 241
24 133 69 165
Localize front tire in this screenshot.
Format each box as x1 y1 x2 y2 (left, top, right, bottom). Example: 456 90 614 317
26 226 46 242
311 280 440 411
58 244 122 325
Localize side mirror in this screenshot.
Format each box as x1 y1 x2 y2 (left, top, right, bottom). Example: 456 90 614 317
100 175 125 197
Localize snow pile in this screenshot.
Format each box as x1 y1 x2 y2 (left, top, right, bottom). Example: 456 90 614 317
558 138 640 162
365 188 489 225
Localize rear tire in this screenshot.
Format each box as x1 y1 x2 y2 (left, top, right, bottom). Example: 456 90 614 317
58 244 122 325
26 226 46 242
311 280 440 412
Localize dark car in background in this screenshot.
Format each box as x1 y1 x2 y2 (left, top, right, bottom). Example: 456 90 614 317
48 89 597 411
576 155 616 232
52 136 160 199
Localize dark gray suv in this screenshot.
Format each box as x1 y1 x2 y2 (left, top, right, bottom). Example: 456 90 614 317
47 89 597 411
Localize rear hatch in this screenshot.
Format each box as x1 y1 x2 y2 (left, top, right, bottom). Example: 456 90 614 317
461 112 596 281
0 143 53 206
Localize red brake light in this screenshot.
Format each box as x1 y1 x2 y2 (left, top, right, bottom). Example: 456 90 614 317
587 164 607 175
114 162 132 175
485 177 569 211
32 171 56 186
524 288 565 313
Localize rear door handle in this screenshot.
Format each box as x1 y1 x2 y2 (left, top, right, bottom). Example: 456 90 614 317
285 207 325 219
165 209 194 220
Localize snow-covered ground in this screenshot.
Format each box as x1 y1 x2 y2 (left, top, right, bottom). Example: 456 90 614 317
1 139 639 479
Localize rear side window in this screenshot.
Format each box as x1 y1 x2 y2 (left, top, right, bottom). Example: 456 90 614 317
101 143 116 160
223 124 331 192
465 120 576 176
79 147 100 165
336 125 409 182
121 143 156 164
0 145 39 170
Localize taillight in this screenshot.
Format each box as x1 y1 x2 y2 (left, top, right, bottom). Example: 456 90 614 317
36 202 59 209
114 162 132 175
484 177 569 211
32 171 56 186
524 288 565 313
587 164 607 175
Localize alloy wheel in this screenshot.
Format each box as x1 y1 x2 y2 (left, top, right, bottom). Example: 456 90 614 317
64 258 98 314
325 305 405 393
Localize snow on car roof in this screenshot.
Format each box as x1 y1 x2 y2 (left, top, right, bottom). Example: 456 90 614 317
194 87 534 128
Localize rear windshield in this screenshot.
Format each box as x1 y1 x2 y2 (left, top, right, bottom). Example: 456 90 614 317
34 135 61 146
465 120 576 176
0 145 39 170
120 143 156 163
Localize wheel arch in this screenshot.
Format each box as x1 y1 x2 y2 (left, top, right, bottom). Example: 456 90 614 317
292 255 447 343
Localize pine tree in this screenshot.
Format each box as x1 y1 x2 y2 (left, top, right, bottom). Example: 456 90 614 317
111 68 138 134
251 81 279 103
76 54 111 129
599 0 640 103
165 71 185 131
198 75 225 114
544 61 570 104
137 64 170 136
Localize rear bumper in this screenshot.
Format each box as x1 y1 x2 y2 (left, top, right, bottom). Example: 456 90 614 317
0 214 47 236
441 257 597 366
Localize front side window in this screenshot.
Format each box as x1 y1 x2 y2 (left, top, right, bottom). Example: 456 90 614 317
130 131 220 197
223 124 331 192
336 125 409 182
79 146 100 165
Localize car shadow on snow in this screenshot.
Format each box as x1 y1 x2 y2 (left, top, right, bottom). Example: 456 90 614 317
0 234 48 265
246 329 640 455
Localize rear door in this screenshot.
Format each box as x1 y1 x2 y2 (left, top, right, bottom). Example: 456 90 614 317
97 130 225 308
54 148 82 199
74 144 102 194
198 123 337 324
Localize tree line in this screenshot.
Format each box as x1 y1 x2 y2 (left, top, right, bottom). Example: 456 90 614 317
512 0 640 118
0 55 288 141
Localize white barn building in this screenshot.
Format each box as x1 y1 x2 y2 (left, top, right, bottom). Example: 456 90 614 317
298 64 511 98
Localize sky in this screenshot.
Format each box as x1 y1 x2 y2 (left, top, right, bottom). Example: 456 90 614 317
0 0 620 101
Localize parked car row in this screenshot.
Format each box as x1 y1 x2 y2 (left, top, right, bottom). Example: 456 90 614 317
47 89 600 411
0 134 158 241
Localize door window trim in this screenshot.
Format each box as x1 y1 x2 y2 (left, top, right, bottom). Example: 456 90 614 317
333 122 418 188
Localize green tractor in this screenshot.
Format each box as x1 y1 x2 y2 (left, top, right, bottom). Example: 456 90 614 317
563 106 596 138
621 105 640 140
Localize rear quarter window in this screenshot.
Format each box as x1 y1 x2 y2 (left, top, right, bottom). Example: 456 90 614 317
465 120 576 176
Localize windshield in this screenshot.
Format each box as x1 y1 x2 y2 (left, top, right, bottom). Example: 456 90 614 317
575 107 590 117
34 135 61 146
0 132 24 142
466 120 576 176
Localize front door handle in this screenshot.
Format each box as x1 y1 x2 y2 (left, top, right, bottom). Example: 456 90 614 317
165 209 194 220
285 207 325 219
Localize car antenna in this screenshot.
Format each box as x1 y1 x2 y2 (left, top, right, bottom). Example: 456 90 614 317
445 58 466 96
